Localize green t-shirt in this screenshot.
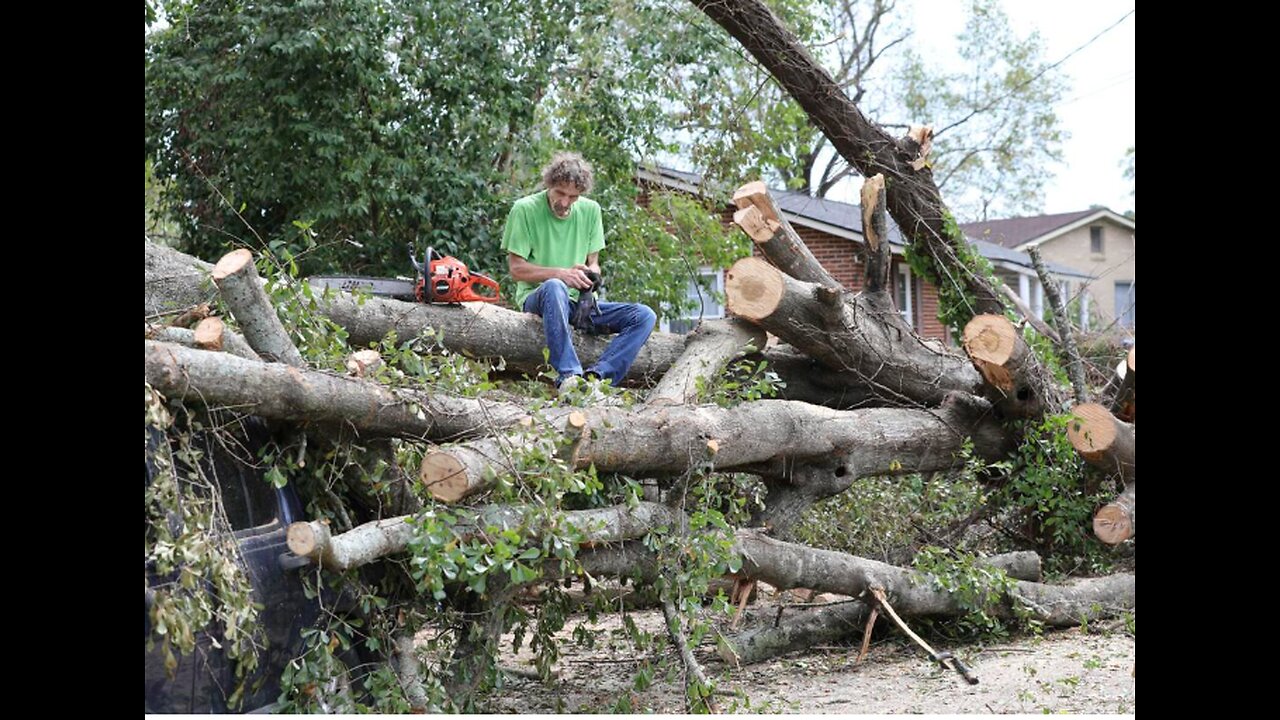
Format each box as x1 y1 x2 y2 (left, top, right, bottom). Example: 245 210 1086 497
501 189 606 309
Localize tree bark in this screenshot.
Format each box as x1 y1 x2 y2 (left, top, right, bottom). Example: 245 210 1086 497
726 256 982 406
421 392 1007 503
1067 403 1135 484
689 0 1006 319
1094 482 1135 545
146 340 533 440
962 314 1060 419
647 318 767 405
144 239 215 317
731 181 841 288
210 249 307 367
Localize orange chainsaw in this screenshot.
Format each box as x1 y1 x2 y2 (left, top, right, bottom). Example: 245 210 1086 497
306 245 502 304
410 246 502 304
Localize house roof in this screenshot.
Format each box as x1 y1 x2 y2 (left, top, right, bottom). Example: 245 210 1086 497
637 165 1091 279
959 208 1135 249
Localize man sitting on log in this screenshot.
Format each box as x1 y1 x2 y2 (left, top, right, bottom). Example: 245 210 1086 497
501 152 656 394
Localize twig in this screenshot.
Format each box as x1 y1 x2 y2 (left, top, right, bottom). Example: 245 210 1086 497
855 606 880 664
869 588 978 685
662 599 720 713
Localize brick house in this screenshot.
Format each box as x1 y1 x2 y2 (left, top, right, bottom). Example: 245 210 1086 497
639 166 1093 342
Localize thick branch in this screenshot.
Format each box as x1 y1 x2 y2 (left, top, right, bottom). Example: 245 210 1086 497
1067 404 1135 485
647 319 767 405
731 181 841 288
286 502 686 571
727 257 982 406
1094 483 1135 545
1110 348 1135 422
962 314 1061 419
210 249 306 367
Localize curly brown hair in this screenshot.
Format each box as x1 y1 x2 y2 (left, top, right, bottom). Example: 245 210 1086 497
541 152 594 193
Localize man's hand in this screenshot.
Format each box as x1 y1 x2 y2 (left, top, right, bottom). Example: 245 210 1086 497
559 265 595 290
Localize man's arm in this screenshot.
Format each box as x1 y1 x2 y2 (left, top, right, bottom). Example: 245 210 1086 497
508 253 594 290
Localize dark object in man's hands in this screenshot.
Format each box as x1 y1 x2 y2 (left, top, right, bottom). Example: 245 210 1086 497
571 270 604 333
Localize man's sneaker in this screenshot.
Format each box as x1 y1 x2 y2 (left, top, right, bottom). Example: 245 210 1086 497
556 374 583 398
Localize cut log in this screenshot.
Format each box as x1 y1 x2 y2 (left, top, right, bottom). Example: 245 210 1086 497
647 318 767 405
346 349 383 377
1111 347 1136 422
421 391 1006 503
726 256 982 406
192 316 225 351
146 339 533 440
1094 483 1135 545
731 181 841 288
1067 403 1135 484
210 249 306 367
962 314 1060 419
147 324 262 362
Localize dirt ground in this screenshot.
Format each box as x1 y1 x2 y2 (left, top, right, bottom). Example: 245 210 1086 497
488 589 1135 714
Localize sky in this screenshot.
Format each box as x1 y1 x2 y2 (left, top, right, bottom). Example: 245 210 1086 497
908 1 1135 216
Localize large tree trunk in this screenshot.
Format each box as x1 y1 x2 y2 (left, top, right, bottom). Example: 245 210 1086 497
145 340 534 440
144 239 215 317
726 256 982 406
421 391 1007 503
734 531 1134 626
689 0 1006 319
1067 403 1135 484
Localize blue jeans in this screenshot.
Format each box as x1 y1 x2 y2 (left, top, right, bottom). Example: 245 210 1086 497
522 279 657 385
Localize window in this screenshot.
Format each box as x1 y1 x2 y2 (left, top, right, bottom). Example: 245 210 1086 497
1090 226 1104 254
666 268 725 334
1114 281 1135 328
895 263 914 328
